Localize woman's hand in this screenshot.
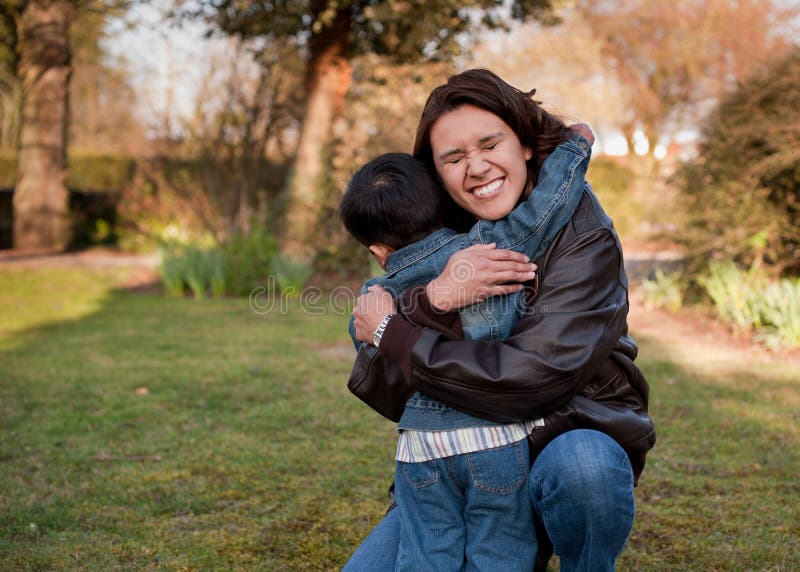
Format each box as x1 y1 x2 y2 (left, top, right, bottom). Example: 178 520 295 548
425 243 537 312
353 284 397 343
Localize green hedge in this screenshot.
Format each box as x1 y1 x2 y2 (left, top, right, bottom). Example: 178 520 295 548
0 151 135 191
586 157 638 237
0 152 15 188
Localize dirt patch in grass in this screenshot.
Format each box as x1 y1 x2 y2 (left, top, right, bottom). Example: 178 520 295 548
0 247 163 294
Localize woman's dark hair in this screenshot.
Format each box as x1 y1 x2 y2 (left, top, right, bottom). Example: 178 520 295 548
413 69 570 230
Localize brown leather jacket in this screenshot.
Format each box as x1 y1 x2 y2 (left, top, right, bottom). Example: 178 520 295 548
348 189 656 484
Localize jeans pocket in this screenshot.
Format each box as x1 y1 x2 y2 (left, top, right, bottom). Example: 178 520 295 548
467 440 529 495
399 460 439 489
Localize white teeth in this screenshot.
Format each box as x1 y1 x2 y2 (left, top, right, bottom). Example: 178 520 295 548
473 179 503 197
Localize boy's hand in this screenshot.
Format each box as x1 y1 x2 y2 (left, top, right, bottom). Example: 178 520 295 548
426 243 537 312
353 284 397 343
569 123 594 146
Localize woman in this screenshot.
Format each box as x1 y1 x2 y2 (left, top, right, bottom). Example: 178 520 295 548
345 69 655 572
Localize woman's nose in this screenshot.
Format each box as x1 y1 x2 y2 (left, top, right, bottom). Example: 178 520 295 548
466 154 490 178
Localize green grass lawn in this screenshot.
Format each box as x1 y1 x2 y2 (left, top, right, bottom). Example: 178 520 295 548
1 266 798 570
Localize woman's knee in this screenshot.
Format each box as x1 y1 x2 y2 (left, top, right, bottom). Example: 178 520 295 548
529 430 635 562
530 429 634 510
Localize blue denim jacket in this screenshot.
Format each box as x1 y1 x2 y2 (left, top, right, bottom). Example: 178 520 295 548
350 134 591 431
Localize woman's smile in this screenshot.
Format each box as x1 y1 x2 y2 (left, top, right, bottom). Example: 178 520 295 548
471 177 505 197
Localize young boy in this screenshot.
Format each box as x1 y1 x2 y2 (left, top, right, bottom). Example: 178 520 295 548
339 128 592 571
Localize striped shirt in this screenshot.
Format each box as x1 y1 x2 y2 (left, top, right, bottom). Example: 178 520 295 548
395 418 545 463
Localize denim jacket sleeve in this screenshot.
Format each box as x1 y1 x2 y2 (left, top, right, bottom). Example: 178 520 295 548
467 134 591 261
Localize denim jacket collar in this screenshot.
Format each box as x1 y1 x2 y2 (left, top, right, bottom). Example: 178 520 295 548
384 227 461 276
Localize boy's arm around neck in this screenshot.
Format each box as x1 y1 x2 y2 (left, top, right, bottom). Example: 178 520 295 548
468 134 591 260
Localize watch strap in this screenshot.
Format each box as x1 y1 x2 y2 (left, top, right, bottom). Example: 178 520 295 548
372 313 396 347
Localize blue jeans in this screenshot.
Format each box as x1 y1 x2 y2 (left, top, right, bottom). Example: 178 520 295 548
343 430 635 572
395 440 534 571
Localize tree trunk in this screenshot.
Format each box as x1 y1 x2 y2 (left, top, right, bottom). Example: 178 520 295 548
621 121 636 157
281 8 351 262
13 0 74 250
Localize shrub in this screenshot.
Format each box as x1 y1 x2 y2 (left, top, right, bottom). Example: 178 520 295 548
157 229 278 299
67 152 136 192
208 249 227 298
0 151 136 192
0 151 14 188
273 254 314 295
699 261 766 330
1 151 135 249
220 229 279 297
68 190 120 247
698 261 800 349
757 279 800 350
586 158 638 238
677 49 800 276
182 247 212 300
159 247 187 298
642 269 685 313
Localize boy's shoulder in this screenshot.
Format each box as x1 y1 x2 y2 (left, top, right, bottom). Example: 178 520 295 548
384 227 464 271
363 227 466 295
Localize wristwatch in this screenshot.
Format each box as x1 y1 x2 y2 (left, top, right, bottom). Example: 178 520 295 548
372 313 396 347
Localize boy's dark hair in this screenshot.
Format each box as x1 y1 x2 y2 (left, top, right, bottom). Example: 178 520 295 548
339 153 444 250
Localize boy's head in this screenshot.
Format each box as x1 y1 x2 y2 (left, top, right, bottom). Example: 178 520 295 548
339 153 444 269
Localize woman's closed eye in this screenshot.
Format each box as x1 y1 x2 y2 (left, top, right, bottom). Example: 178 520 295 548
444 146 496 165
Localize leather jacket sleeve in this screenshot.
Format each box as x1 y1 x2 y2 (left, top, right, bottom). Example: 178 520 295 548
347 344 416 422
347 286 464 422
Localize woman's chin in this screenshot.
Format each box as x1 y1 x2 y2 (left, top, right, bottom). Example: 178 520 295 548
468 197 517 221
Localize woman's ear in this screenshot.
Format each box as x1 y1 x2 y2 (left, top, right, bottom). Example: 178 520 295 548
524 146 533 161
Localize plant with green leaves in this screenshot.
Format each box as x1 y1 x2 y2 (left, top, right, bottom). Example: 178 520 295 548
642 269 685 314
273 254 314 296
221 229 279 297
757 278 800 350
698 260 800 349
157 229 279 299
207 248 227 298
182 246 211 299
159 244 186 298
699 261 766 331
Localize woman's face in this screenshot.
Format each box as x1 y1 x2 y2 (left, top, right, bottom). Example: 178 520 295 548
429 104 532 221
